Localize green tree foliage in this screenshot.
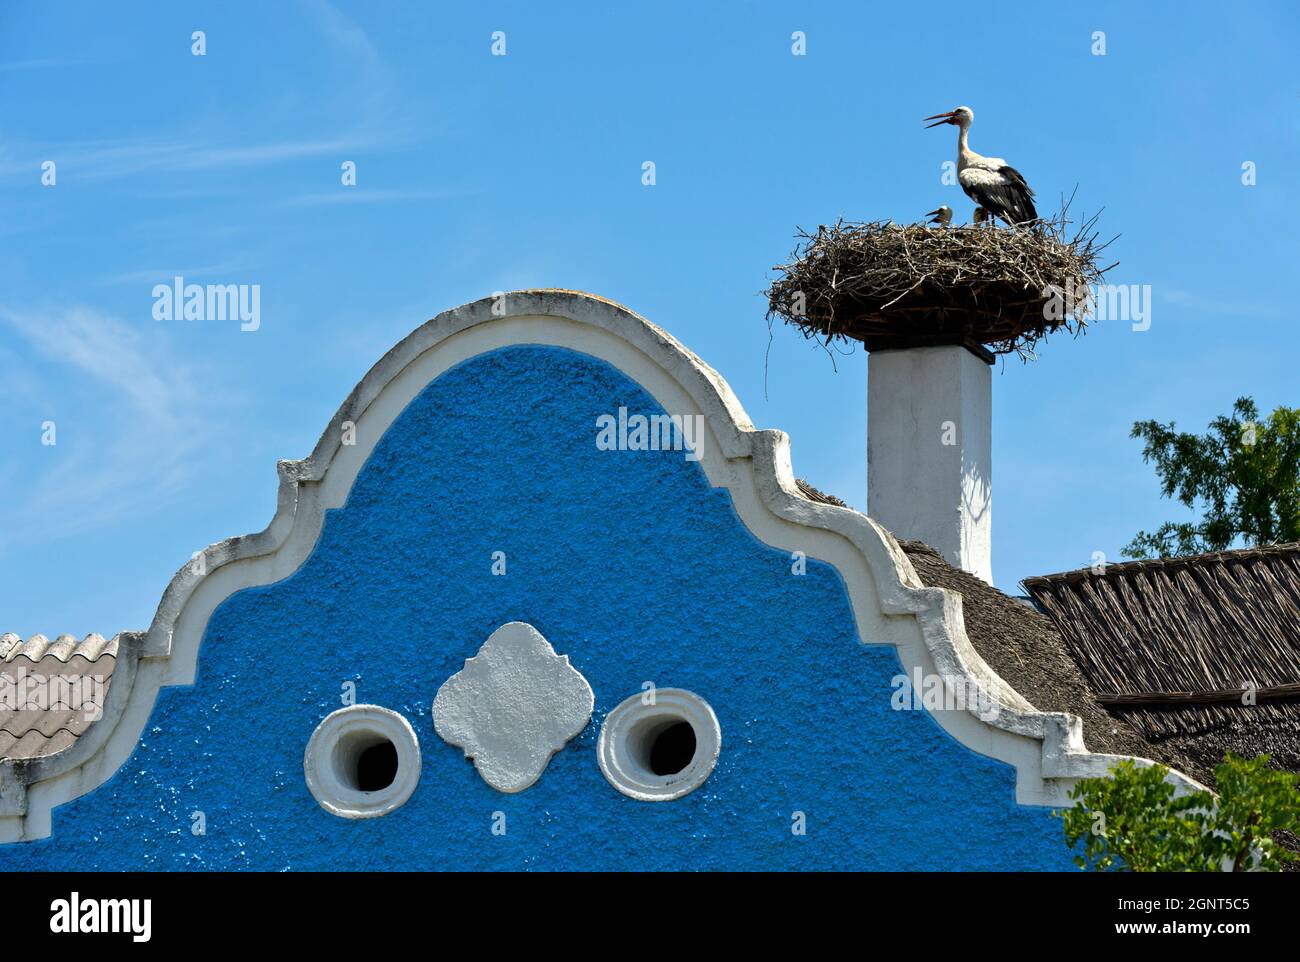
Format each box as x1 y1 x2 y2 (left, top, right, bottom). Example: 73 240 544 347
1124 398 1300 559
1057 754 1300 871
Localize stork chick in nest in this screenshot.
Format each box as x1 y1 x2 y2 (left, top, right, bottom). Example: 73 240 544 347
924 105 1038 227
925 205 953 227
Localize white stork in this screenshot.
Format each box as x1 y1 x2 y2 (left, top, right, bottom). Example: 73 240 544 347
924 106 1037 226
925 205 953 226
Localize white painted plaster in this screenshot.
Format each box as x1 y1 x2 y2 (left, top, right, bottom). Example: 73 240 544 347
433 622 594 793
868 345 993 584
1 289 1206 844
598 689 720 801
303 705 421 819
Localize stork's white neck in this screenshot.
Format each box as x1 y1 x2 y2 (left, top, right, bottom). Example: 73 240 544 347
956 124 976 168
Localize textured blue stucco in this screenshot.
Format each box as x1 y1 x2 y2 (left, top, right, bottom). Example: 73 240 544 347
3 345 1073 870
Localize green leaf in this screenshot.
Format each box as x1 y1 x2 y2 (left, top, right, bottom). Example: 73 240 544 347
1124 398 1300 559
1056 753 1300 871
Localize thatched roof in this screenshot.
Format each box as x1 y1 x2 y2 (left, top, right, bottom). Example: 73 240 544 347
1022 543 1300 745
790 466 1300 850
894 538 1300 783
794 478 848 508
785 473 1300 857
799 480 1300 793
897 541 1183 769
766 214 1110 357
908 539 1300 862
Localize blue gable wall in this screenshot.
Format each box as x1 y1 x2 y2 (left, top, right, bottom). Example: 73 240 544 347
2 346 1073 870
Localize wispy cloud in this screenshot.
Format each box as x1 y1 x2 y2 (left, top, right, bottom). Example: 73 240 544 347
98 260 252 287
299 0 397 118
0 306 222 549
0 59 83 72
282 187 473 207
0 136 361 184
0 1 419 190
1161 287 1279 319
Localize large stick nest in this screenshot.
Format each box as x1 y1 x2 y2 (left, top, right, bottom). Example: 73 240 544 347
766 206 1114 358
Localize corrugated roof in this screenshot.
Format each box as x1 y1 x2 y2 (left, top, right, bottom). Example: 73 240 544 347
0 633 119 761
1 632 119 663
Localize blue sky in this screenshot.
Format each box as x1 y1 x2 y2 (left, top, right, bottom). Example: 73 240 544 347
1 1 1296 637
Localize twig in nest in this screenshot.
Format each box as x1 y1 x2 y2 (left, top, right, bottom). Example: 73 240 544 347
765 200 1112 359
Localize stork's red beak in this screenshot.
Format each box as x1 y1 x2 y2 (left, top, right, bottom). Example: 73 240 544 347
924 111 958 128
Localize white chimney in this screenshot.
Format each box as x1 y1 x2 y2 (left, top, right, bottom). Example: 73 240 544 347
867 344 993 584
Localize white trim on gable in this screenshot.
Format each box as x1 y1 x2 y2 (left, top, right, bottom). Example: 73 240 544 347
0 290 1205 844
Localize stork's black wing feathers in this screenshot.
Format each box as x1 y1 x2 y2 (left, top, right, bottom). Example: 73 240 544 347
997 165 1034 197
988 166 1037 224
962 166 1038 225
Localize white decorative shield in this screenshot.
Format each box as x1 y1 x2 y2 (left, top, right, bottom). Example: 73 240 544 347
433 622 594 793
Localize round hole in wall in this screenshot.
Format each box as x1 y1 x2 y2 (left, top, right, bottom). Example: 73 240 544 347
598 689 720 801
643 719 697 775
333 731 399 792
305 705 420 818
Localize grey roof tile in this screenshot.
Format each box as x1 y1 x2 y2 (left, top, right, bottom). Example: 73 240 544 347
0 634 123 761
